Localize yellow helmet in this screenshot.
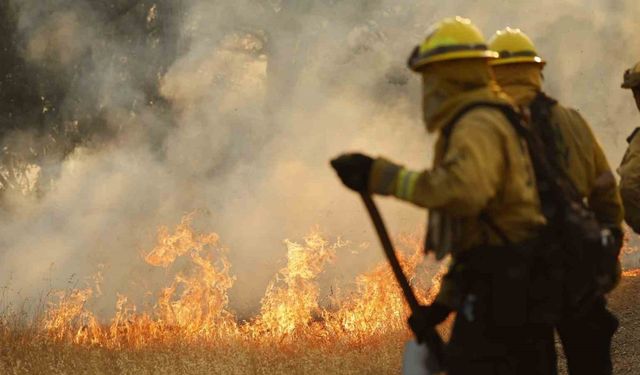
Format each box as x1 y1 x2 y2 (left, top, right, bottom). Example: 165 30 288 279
488 27 545 66
622 61 640 89
408 16 498 72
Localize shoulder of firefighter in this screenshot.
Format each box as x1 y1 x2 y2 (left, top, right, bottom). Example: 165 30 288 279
367 98 546 309
545 103 624 295
548 104 623 228
489 27 623 228
367 101 544 248
619 127 640 233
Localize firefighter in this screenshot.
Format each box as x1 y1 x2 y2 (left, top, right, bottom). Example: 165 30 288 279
619 61 640 233
489 28 623 375
331 17 556 375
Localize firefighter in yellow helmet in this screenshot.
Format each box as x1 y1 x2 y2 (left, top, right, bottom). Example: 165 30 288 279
332 17 556 375
618 61 640 233
489 27 623 375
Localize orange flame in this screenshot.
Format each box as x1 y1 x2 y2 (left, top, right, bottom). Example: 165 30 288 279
36 214 442 350
623 269 640 277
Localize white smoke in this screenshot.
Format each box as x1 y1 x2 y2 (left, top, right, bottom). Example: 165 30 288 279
1 0 639 314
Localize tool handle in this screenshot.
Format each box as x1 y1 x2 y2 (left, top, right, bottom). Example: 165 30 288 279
360 193 446 368
360 193 421 312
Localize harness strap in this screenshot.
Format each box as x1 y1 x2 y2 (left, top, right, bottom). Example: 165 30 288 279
440 101 525 246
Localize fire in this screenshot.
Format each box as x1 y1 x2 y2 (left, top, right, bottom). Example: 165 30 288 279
146 214 236 339
253 233 338 338
623 269 640 277
32 219 640 353
34 214 443 351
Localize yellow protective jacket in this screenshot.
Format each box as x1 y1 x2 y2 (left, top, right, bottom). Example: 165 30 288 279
494 64 623 294
493 64 623 228
619 128 640 232
367 60 546 308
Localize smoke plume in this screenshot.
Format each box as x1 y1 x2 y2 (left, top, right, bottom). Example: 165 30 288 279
1 0 639 315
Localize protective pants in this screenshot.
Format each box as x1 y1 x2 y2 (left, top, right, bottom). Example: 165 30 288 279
446 312 557 375
557 297 618 375
443 241 558 374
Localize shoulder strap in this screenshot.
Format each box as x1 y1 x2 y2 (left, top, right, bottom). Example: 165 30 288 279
440 101 523 245
440 100 587 242
530 92 583 202
530 92 562 174
441 101 516 151
479 212 512 245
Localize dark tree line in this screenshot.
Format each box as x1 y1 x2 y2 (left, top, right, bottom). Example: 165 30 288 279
0 1 184 196
0 0 406 198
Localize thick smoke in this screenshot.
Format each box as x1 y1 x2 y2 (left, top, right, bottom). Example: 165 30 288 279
1 0 639 315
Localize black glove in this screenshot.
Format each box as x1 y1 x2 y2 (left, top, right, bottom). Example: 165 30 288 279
330 153 374 192
408 302 452 343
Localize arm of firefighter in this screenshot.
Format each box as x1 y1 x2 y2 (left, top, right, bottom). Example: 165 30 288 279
368 115 504 216
619 135 640 233
587 127 624 228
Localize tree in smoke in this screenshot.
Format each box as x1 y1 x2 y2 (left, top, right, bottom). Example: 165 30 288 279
0 0 184 199
0 0 415 199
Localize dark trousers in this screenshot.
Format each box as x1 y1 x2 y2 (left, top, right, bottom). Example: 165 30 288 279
446 313 557 375
557 297 618 375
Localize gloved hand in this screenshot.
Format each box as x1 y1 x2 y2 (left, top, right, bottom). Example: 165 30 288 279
407 302 452 343
330 153 374 192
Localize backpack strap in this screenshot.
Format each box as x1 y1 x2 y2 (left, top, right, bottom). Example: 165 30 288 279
440 101 524 246
530 93 559 171
529 93 582 201
440 101 515 152
479 212 512 246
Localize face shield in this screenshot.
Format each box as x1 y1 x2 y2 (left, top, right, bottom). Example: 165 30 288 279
421 73 449 131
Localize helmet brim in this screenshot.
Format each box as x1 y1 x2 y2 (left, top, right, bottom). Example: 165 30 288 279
410 50 499 72
489 56 545 66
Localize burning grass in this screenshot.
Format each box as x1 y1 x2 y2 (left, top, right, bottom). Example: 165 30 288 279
622 268 640 277
0 213 442 374
3 215 638 374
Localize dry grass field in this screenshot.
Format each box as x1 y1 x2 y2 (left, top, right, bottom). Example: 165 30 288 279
0 333 407 374
0 221 425 375
1 274 638 375
1 220 637 375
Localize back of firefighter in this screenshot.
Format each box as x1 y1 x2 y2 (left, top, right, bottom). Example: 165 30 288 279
619 61 640 233
331 17 557 375
489 28 623 375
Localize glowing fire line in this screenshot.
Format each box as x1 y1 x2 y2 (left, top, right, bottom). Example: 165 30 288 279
31 218 640 350
38 214 442 349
